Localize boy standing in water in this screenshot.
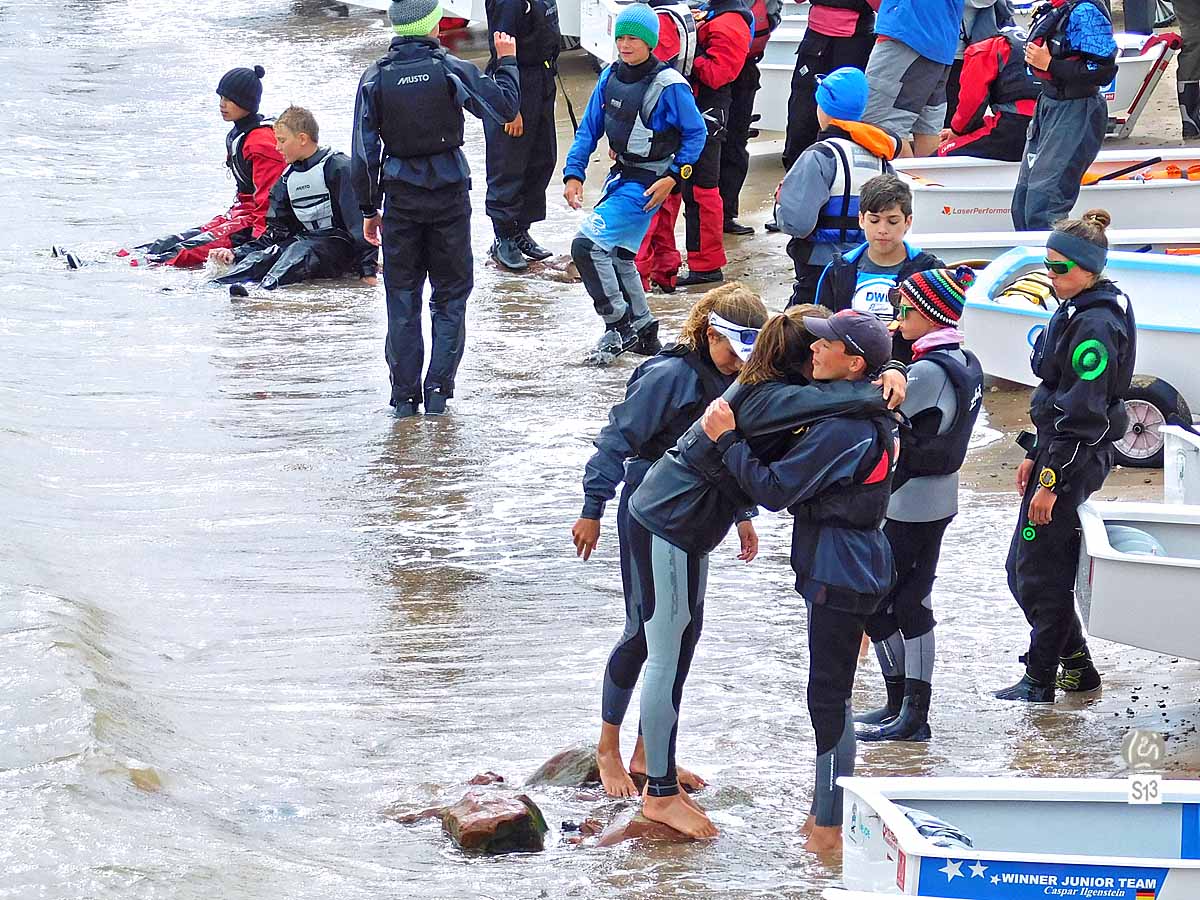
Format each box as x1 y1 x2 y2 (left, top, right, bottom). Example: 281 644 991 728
352 0 520 417
135 66 285 268
209 106 378 291
564 4 708 358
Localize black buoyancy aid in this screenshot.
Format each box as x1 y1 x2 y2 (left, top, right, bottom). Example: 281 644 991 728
813 137 891 244
791 413 897 530
893 349 984 489
603 61 684 180
377 49 465 159
285 148 337 232
226 116 274 196
637 345 731 462
991 29 1043 109
748 0 771 58
515 0 562 67
1028 0 1117 98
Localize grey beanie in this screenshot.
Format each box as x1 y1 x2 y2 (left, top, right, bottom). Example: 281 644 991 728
389 0 444 36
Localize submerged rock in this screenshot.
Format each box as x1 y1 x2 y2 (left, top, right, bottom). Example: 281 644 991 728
384 804 446 825
595 808 692 847
526 744 600 787
468 771 505 786
441 791 548 854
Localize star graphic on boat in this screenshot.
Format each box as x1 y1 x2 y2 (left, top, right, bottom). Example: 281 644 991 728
969 862 989 878
992 875 1000 885
940 860 964 881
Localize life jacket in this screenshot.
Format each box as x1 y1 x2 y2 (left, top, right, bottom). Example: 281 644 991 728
637 344 731 462
376 48 465 159
813 137 891 245
603 61 688 181
747 0 772 58
892 348 984 490
515 0 562 67
1027 0 1117 99
226 116 275 196
990 28 1043 112
810 0 873 13
653 2 699 76
791 413 897 530
284 148 337 233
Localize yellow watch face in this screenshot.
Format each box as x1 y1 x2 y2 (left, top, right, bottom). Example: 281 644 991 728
1038 467 1057 490
679 164 693 180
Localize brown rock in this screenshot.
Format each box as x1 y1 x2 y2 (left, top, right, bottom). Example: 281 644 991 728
384 805 446 825
526 744 600 787
441 791 548 854
468 771 505 786
595 808 693 847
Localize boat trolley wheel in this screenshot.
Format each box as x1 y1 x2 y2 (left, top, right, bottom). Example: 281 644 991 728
1113 376 1192 469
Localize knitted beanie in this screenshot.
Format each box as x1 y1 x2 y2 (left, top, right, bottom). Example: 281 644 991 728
900 266 977 327
614 3 660 50
216 66 266 115
814 67 869 122
390 0 444 37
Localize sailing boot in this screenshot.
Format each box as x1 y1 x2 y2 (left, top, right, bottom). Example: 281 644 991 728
995 657 1056 703
677 268 724 288
1180 82 1200 140
857 679 932 742
594 315 638 355
489 235 528 271
1057 646 1102 693
631 319 662 356
514 230 553 261
853 675 906 726
423 385 448 416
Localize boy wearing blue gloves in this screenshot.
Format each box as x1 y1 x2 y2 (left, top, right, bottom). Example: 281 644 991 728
564 4 708 359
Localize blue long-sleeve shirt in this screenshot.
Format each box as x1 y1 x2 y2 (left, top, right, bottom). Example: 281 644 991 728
352 36 520 212
562 64 707 184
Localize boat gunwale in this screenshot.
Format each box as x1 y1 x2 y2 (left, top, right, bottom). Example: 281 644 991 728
1079 500 1200 567
840 775 1200 870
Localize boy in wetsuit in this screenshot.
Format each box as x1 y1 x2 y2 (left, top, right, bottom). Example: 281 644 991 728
209 106 378 291
812 174 942 322
135 66 286 268
564 4 708 358
702 309 898 853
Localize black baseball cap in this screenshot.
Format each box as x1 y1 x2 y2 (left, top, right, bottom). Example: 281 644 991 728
802 309 892 372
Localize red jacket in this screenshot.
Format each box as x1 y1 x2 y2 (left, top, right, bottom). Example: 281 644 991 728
951 34 1038 135
653 6 750 93
232 126 286 236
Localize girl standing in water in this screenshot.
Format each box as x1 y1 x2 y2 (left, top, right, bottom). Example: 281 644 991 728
996 209 1136 702
573 284 769 798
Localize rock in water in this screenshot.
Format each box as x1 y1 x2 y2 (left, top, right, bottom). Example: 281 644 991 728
441 791 548 854
468 771 505 786
526 744 600 786
596 808 693 847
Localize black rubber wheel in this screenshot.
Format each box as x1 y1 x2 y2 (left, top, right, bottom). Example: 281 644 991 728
1155 0 1176 28
1113 375 1192 469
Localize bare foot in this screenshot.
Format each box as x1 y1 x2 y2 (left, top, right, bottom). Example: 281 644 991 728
599 748 637 798
629 738 707 794
642 792 719 840
804 824 842 854
800 813 815 837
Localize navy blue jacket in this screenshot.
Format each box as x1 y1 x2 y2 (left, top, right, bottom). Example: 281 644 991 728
351 37 520 211
630 379 888 556
582 346 733 520
814 241 945 313
721 414 898 607
1026 279 1135 496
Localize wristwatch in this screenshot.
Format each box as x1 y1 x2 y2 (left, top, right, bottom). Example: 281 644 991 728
1038 466 1058 491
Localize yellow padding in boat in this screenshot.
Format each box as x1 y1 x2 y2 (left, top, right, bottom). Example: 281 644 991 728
998 271 1055 309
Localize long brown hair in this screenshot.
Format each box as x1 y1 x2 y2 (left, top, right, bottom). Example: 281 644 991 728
737 304 832 385
677 282 769 351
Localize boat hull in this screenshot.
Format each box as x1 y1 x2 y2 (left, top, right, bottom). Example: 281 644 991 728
909 229 1200 267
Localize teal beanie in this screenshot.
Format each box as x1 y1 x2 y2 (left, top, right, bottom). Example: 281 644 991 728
614 3 660 50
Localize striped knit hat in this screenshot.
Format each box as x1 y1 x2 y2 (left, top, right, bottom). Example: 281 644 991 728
899 265 976 327
390 0 443 36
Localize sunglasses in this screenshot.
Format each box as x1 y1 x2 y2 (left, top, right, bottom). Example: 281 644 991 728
1043 258 1078 275
709 314 759 346
887 287 914 319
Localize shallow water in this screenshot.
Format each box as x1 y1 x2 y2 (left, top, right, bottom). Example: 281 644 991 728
2 2 1196 898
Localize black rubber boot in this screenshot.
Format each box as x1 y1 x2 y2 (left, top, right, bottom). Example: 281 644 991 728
723 218 754 236
631 319 662 356
1180 82 1200 140
677 268 723 288
392 399 419 419
423 386 448 416
515 230 552 261
854 675 906 725
995 672 1055 703
489 236 528 271
857 679 932 742
1057 646 1102 693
